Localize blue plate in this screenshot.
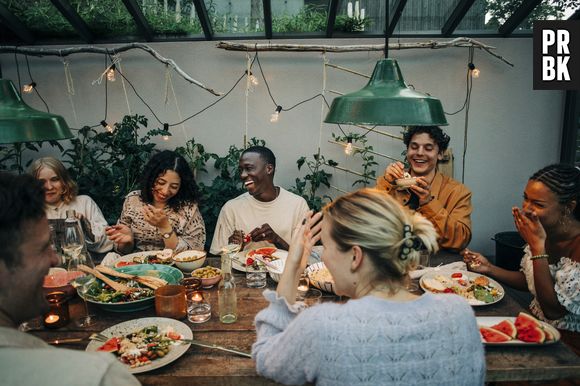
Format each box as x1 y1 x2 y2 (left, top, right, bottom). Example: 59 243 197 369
80 264 183 313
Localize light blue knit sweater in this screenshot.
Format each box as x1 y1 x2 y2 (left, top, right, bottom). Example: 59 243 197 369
253 290 485 386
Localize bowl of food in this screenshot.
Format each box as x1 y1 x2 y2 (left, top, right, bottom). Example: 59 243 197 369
265 259 285 283
131 249 174 265
305 262 335 294
80 264 183 312
191 266 222 288
172 250 206 272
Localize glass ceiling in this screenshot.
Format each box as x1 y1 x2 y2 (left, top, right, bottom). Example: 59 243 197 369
0 0 577 45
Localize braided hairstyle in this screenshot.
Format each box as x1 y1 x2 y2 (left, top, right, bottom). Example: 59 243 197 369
323 188 438 291
530 163 580 220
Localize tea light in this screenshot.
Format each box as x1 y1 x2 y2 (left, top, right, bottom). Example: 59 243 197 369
43 291 70 329
187 291 211 323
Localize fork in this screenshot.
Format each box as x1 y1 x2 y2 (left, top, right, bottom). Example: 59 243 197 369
89 332 110 342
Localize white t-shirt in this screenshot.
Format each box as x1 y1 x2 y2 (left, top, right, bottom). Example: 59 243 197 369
210 187 309 255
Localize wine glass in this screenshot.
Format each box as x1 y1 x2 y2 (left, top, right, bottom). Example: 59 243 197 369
68 253 96 328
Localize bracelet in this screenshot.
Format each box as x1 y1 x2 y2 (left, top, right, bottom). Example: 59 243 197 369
530 254 549 261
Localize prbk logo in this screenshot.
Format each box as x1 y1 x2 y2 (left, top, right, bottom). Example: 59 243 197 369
534 20 579 90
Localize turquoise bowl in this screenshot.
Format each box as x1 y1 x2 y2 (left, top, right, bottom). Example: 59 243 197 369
80 264 184 312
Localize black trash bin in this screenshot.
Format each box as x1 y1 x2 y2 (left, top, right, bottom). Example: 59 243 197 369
493 232 526 271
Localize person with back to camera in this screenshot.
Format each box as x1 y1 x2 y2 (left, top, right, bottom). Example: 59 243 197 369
0 172 140 386
106 150 205 254
30 157 114 259
253 188 485 386
210 145 309 255
376 126 472 251
463 164 580 354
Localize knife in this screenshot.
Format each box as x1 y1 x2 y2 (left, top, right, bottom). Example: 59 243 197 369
182 339 252 358
47 337 84 345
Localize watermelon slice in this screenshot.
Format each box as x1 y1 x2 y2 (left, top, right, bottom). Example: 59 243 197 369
517 326 546 343
514 312 542 330
97 337 120 352
490 319 517 339
479 326 513 343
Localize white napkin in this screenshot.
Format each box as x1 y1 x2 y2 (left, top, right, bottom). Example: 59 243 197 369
101 252 121 267
410 261 467 280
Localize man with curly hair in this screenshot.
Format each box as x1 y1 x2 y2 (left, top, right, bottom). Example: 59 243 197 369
377 126 472 251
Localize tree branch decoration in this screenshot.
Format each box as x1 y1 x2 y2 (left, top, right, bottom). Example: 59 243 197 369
0 43 223 96
216 37 513 67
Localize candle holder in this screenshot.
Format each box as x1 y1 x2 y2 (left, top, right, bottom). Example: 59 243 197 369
43 291 70 329
187 290 211 323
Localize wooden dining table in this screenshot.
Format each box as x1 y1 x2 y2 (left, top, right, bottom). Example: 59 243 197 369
31 254 580 385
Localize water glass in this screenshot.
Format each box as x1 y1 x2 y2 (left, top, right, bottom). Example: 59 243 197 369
246 264 267 288
155 285 187 319
419 249 430 269
187 291 211 323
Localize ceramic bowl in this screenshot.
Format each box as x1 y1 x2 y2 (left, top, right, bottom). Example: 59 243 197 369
191 267 222 288
265 259 285 283
172 250 207 272
43 267 76 296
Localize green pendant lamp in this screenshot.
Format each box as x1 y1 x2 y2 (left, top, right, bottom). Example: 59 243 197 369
324 1 447 127
0 79 73 144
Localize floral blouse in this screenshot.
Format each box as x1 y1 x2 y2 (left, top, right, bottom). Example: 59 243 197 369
521 245 580 332
118 191 206 253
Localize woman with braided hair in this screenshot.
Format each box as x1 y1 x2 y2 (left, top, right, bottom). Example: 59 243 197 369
463 164 580 352
253 188 485 386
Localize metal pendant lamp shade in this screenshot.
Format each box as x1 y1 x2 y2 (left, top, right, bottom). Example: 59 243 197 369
324 59 448 126
0 79 72 144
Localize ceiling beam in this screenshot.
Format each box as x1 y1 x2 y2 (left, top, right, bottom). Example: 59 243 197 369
326 0 339 38
121 0 154 41
49 0 93 43
387 0 408 36
263 0 272 39
0 4 34 44
192 0 213 40
498 0 542 36
441 0 476 37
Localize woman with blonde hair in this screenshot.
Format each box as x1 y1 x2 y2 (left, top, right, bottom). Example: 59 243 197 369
253 188 484 386
30 157 113 258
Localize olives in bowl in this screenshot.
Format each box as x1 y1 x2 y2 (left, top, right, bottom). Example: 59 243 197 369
191 266 222 288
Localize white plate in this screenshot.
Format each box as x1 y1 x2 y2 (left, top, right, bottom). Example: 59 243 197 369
419 270 504 306
231 249 288 272
477 316 560 345
112 250 174 268
86 317 192 374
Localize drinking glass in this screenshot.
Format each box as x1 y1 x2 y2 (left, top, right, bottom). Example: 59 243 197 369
246 263 267 288
68 253 96 327
296 273 310 300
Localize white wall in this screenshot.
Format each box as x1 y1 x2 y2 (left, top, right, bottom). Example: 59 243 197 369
0 37 563 255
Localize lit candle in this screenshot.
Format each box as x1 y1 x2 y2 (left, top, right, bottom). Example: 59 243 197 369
45 314 60 324
191 291 203 302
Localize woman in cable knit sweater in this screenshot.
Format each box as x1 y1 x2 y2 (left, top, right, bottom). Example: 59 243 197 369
253 188 485 386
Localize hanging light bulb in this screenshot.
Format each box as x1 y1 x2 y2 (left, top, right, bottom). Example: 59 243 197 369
270 106 282 123
106 64 116 82
162 123 170 140
345 137 354 155
22 82 36 94
101 120 113 133
468 63 480 78
249 74 258 86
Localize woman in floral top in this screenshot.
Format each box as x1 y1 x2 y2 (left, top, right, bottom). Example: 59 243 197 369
464 164 579 354
106 150 205 254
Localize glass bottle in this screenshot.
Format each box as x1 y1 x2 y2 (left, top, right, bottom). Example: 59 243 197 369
218 244 240 324
62 210 86 267
49 223 65 268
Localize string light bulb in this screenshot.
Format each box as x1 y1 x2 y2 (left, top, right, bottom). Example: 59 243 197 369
101 120 113 133
245 70 258 86
270 106 282 123
22 82 36 94
106 64 116 82
345 137 354 155
468 63 480 78
162 123 170 141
